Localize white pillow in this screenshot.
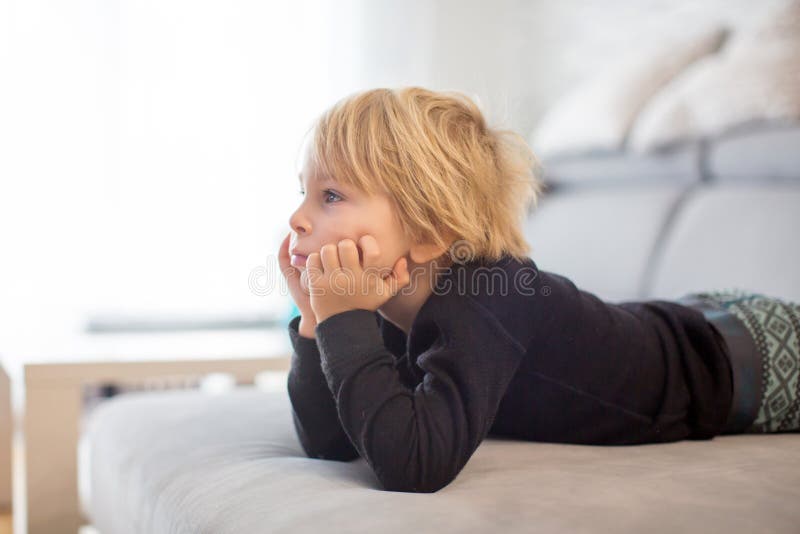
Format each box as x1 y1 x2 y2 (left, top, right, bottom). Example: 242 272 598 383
628 1 800 152
530 26 727 160
734 0 800 46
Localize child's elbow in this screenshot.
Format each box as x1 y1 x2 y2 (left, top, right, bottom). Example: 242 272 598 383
376 469 456 493
307 449 360 462
297 439 360 462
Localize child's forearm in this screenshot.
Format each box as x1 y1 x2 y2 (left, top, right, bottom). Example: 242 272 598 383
314 305 525 493
298 315 317 339
286 314 359 462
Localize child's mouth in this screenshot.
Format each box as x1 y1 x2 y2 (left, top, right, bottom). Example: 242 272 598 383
291 254 307 267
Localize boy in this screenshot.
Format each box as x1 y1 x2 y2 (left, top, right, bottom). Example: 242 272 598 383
278 87 800 493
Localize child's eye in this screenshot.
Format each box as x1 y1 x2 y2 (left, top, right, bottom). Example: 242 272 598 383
297 188 342 203
323 189 342 203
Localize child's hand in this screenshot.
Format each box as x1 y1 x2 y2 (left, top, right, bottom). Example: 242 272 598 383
307 235 411 324
277 231 315 322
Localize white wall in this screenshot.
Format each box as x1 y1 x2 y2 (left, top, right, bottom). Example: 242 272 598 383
0 0 365 345
357 0 791 138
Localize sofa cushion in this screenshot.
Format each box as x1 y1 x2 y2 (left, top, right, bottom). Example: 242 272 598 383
529 26 727 159
83 387 800 534
707 124 800 182
523 186 689 302
628 2 800 152
539 144 702 189
644 184 800 302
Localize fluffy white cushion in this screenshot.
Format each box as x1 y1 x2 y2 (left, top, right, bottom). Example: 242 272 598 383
628 1 800 152
530 26 727 159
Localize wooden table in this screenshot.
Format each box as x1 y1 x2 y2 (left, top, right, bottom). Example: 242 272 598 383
0 328 292 534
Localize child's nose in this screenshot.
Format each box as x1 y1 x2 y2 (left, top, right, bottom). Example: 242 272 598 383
289 209 310 235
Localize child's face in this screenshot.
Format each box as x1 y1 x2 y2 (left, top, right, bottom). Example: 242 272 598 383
288 157 412 273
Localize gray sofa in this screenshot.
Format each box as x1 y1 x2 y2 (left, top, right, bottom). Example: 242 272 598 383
81 123 800 533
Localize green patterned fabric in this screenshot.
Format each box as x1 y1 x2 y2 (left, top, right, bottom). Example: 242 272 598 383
690 289 800 433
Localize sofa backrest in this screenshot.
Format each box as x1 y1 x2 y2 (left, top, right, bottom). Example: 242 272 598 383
523 126 800 304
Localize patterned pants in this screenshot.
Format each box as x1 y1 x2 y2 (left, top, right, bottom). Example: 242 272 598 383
679 289 800 434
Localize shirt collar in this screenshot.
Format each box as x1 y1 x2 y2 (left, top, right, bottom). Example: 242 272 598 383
375 256 493 356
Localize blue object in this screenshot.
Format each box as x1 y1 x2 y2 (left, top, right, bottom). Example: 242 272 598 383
287 301 301 325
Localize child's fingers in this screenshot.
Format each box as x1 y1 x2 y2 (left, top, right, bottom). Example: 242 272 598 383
388 256 410 295
320 243 340 273
357 234 381 270
337 239 360 273
278 232 294 273
306 252 323 284
299 270 312 295
278 232 287 255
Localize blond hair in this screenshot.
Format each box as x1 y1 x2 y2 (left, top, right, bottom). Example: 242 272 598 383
301 87 545 264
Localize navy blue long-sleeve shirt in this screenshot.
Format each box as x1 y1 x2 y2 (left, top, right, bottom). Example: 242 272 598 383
286 254 733 493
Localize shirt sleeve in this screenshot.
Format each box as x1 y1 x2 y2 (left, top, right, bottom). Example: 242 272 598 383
286 314 360 461
314 300 527 493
